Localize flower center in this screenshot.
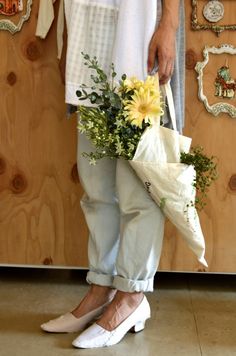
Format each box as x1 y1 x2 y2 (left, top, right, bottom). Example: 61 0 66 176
138 104 149 114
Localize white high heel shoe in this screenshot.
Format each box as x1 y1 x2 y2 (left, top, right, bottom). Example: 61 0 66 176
72 295 151 348
40 301 110 333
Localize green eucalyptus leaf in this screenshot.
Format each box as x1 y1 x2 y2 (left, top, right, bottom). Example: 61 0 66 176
76 90 82 97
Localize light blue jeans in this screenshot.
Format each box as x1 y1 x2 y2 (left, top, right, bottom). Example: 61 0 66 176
77 130 165 292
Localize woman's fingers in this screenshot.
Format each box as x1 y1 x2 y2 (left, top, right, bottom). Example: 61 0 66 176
158 59 174 84
147 26 176 82
147 41 157 74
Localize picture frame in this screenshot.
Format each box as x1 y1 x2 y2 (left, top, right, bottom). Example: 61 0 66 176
195 44 236 118
191 0 236 36
0 0 33 34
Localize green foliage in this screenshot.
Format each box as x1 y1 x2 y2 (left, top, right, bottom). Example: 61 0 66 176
76 53 122 109
180 146 218 210
77 53 148 164
77 54 218 210
160 197 167 211
78 106 147 163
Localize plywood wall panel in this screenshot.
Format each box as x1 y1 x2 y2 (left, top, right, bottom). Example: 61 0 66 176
159 0 236 272
0 0 89 267
1 0 236 272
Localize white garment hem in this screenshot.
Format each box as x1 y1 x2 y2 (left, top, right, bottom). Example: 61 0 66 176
113 275 154 292
86 271 114 287
86 271 154 292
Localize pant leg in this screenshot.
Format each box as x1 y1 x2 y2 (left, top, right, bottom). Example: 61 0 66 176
77 130 120 287
113 159 165 293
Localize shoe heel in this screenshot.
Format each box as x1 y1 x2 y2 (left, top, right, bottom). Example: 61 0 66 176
133 320 146 333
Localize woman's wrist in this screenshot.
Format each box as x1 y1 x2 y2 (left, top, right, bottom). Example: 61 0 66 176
160 0 180 32
158 17 179 33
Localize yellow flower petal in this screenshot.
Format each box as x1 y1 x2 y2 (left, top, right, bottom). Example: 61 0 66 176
124 86 163 127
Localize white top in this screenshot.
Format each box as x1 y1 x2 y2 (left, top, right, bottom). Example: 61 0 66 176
36 0 163 106
64 0 161 105
64 0 121 105
35 0 185 130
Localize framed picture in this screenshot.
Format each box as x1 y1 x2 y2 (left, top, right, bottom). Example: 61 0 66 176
195 44 236 118
0 0 32 34
191 0 236 36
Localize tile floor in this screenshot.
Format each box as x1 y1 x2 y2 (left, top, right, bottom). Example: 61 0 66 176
0 268 235 356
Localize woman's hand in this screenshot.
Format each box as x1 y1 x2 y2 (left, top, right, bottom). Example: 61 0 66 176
148 24 176 85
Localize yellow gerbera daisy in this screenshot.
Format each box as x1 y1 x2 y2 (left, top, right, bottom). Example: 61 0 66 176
123 75 160 95
124 87 163 128
123 77 143 92
143 75 159 93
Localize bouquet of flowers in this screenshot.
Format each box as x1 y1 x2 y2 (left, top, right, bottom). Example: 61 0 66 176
77 54 163 162
76 54 218 267
77 54 217 210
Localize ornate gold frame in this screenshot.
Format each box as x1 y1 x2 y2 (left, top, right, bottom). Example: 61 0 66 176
191 0 236 36
0 0 32 34
195 44 236 118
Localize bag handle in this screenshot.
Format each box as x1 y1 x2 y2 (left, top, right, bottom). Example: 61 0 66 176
160 81 177 131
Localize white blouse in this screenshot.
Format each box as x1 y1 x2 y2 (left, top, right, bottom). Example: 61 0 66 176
64 0 120 105
36 0 162 106
36 0 185 131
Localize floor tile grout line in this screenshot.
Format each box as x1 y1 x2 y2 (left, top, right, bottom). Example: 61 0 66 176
186 277 203 356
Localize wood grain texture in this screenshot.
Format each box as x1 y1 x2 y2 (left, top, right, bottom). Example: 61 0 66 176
0 0 88 267
159 0 236 272
1 0 236 272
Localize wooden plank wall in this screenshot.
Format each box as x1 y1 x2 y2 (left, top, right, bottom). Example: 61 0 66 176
0 0 235 272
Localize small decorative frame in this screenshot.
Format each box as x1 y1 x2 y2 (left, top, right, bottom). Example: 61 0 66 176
191 0 236 36
0 0 33 34
195 44 236 118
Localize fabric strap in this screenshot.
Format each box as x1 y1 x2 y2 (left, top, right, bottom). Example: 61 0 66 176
161 82 178 132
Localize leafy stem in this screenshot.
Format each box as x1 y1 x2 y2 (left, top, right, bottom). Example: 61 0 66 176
180 146 218 210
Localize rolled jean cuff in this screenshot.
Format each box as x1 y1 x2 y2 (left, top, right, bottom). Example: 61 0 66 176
86 271 114 288
113 275 154 293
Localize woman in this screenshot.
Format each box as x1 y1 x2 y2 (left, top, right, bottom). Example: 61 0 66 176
41 0 185 349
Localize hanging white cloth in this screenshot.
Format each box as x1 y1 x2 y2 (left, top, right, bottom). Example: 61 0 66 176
35 0 64 59
35 0 56 39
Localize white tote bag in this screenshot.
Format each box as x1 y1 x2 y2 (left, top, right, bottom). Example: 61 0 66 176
130 82 208 267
